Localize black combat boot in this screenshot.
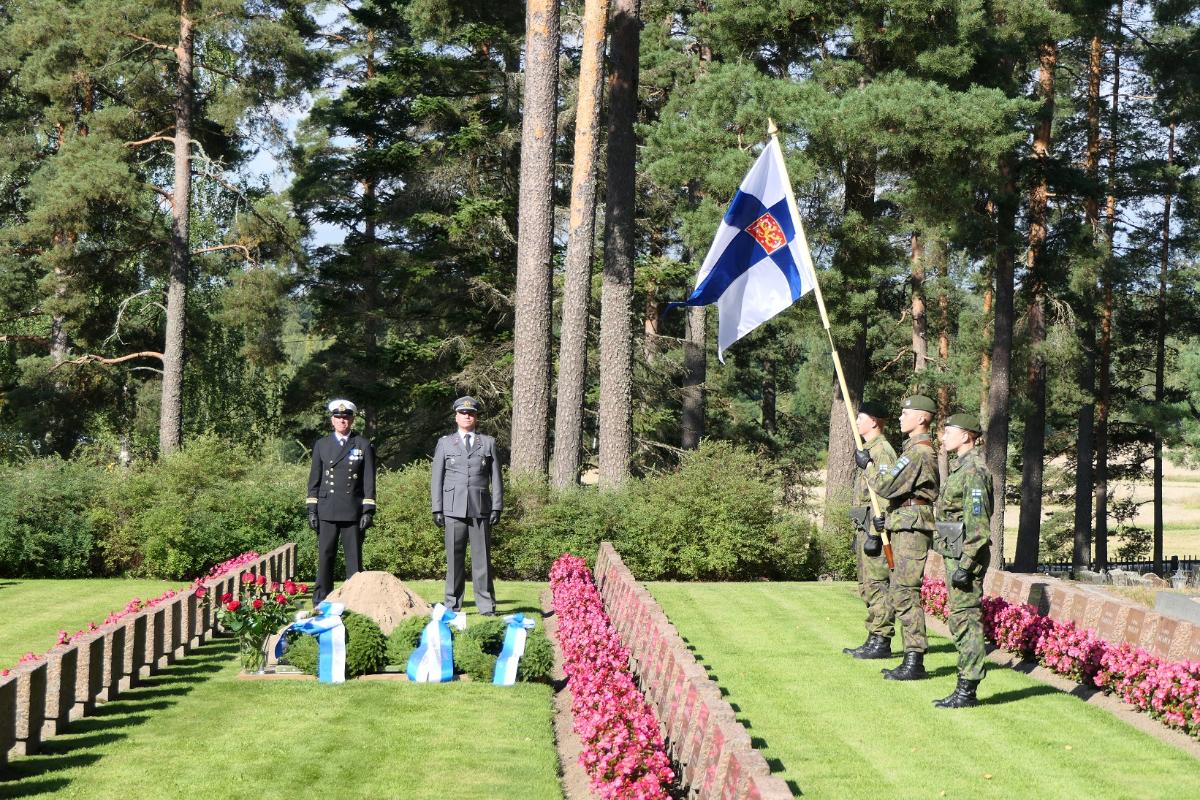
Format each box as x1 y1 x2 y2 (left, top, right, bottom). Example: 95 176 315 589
842 635 872 656
933 677 980 708
881 651 927 681
853 635 893 660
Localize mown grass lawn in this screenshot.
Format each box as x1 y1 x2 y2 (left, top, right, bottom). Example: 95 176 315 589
0 578 185 669
1 580 561 800
650 581 1200 800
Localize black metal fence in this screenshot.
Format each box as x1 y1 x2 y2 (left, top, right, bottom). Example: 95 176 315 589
1035 555 1200 576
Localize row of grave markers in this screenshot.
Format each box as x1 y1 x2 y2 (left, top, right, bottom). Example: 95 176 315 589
0 542 297 766
593 543 793 800
926 550 1200 662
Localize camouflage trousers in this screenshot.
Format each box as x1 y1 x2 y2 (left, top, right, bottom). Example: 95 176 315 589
854 528 895 638
889 529 931 652
943 555 987 681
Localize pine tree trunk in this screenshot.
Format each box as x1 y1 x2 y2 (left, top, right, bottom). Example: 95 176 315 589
362 30 380 443
936 249 951 483
762 359 776 435
1014 40 1058 573
986 158 1017 566
597 0 640 487
680 305 705 449
911 232 927 372
509 0 560 477
550 0 608 490
1074 28 1103 572
159 0 194 456
823 148 874 523
643 286 659 363
1096 1 1123 570
1155 120 1174 574
980 278 991 422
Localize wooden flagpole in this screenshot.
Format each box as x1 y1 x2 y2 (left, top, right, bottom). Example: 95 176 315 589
767 119 893 569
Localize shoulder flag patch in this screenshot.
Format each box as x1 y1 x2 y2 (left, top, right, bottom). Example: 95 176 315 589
890 456 911 477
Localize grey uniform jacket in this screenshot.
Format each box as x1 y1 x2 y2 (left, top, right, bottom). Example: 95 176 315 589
430 433 502 518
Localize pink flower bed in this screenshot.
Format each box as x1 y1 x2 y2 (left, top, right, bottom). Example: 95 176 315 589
549 554 674 800
1 550 262 677
922 576 1200 738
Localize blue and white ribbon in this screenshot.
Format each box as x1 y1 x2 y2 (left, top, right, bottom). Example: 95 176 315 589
276 602 346 684
406 603 466 683
492 613 537 686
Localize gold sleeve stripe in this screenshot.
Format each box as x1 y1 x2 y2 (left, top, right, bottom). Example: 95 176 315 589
362 499 376 506
306 497 318 504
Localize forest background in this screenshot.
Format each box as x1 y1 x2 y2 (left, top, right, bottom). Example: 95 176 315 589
1 0 1199 581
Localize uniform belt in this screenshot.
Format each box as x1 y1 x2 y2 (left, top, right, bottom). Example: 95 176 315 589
900 498 932 507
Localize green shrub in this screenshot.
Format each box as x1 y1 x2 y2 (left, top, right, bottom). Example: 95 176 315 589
517 629 554 684
285 611 387 678
100 435 308 579
360 462 445 579
453 633 497 682
811 504 858 581
385 615 429 667
464 616 507 654
616 441 801 580
0 457 108 577
0 436 828 581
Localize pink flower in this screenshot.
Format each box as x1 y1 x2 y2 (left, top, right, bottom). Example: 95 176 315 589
226 600 241 612
252 598 264 610
221 593 233 603
193 586 207 599
299 583 309 594
242 571 255 584
549 554 673 798
256 575 267 587
275 593 287 604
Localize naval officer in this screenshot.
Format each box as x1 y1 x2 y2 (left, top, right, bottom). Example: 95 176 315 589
307 399 376 605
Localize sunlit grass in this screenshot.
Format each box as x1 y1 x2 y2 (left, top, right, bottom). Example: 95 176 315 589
650 581 1200 799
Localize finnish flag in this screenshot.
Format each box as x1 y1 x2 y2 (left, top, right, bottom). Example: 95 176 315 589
674 138 818 362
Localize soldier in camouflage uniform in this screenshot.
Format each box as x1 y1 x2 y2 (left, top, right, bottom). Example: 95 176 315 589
932 412 992 708
854 394 940 681
843 401 898 659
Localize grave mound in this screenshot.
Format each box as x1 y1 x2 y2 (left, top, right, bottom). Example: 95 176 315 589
326 571 432 635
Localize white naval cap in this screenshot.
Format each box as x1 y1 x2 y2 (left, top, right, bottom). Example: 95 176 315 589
327 399 357 416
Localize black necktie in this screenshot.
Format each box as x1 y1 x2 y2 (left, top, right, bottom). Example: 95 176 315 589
464 434 472 451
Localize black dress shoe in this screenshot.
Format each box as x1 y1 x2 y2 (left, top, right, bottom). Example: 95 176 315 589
480 611 496 617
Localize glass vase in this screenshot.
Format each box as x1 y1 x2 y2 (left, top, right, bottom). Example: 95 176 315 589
239 635 268 673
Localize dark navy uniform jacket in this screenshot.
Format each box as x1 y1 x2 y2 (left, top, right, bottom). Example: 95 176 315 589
430 432 502 518
307 433 377 522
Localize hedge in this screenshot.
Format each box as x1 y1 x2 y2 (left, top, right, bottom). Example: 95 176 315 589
0 438 828 581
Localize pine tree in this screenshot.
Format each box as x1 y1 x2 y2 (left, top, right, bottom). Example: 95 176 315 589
510 0 560 476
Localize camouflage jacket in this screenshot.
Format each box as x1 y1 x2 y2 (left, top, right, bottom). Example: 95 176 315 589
864 433 939 533
935 448 993 573
852 434 897 507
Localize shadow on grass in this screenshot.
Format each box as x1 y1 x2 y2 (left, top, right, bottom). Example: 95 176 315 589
0 638 236 799
748 738 804 796
982 683 1060 706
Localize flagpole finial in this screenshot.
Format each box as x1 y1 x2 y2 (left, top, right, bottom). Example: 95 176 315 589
767 118 779 137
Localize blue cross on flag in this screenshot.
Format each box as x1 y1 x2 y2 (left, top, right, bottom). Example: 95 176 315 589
672 138 818 362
